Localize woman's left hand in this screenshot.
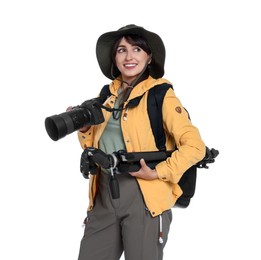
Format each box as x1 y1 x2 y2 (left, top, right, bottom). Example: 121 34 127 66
129 159 158 180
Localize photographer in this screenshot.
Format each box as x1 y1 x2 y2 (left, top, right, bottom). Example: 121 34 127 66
74 25 205 260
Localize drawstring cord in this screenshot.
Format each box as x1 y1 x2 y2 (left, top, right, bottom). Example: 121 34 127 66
123 108 128 121
159 214 164 244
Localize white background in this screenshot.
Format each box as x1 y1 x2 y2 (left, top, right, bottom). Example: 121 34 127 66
1 0 261 259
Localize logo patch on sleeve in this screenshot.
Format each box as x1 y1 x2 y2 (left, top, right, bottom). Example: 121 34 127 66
175 106 182 113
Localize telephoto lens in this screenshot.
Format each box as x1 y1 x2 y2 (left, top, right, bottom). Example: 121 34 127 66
45 108 90 141
45 98 105 141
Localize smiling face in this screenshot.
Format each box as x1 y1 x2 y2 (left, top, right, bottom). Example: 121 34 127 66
114 36 151 85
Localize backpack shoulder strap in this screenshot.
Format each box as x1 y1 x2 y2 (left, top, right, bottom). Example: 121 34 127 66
147 83 173 151
99 84 111 102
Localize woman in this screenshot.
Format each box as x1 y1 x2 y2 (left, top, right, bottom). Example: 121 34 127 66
77 24 205 260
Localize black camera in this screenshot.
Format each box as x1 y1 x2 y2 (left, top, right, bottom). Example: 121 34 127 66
45 98 105 141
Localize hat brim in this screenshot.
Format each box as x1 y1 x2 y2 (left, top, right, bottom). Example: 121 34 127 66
96 25 165 80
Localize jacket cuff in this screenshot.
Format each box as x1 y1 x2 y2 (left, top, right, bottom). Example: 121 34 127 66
155 162 171 182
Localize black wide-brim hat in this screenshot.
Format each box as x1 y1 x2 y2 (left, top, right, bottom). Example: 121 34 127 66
96 24 165 80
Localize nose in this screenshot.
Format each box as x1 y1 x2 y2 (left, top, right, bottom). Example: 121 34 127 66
125 51 133 60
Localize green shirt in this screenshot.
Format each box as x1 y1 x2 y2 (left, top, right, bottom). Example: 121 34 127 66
98 97 125 155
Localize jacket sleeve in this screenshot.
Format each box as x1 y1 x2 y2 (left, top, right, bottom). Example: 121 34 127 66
77 127 95 149
155 88 206 184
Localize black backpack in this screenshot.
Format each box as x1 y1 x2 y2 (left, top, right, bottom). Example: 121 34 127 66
147 83 197 207
99 83 202 208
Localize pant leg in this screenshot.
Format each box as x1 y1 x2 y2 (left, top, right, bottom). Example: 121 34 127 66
78 193 123 260
78 216 123 260
78 171 172 260
122 208 172 260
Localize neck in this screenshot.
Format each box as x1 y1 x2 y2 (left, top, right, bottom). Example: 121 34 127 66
121 70 149 89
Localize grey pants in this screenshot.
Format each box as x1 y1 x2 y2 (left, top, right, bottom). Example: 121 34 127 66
78 172 172 260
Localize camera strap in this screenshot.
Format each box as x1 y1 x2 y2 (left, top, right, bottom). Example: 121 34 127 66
98 84 146 114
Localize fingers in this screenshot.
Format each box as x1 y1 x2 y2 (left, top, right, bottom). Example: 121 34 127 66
129 159 158 180
66 106 73 112
79 125 91 133
130 159 146 176
139 158 146 168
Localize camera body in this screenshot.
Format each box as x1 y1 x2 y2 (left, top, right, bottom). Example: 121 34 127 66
45 98 105 141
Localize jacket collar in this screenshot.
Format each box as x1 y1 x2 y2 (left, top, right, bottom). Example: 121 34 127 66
109 76 171 101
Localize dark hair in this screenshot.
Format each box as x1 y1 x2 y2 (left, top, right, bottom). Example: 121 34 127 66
112 34 152 64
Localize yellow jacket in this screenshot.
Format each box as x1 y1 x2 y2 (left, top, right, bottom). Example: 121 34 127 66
78 76 206 217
